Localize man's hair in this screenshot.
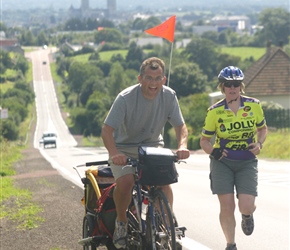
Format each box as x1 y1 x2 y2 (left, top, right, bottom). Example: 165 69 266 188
139 57 165 76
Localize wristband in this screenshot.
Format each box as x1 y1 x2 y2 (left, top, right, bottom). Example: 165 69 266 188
258 141 263 149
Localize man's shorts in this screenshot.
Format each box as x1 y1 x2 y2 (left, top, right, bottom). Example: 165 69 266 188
209 156 258 196
109 147 138 180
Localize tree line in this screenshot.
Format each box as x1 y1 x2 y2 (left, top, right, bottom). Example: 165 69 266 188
0 7 289 147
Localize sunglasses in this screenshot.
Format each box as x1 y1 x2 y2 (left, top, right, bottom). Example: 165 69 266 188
224 82 241 88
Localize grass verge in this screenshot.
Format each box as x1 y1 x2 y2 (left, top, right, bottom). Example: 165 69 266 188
0 60 45 230
1 177 44 229
259 130 290 160
0 141 44 229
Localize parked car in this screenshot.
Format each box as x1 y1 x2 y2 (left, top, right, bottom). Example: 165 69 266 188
39 131 57 148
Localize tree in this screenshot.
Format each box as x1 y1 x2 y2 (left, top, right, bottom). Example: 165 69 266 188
182 37 220 80
1 119 19 141
94 28 123 44
79 75 106 106
126 42 142 62
170 62 207 96
68 62 102 94
15 54 29 75
37 30 49 46
216 53 241 75
126 42 144 70
85 91 111 136
255 8 290 46
132 18 145 30
64 18 84 31
92 60 112 77
179 93 209 135
20 30 36 46
0 51 13 69
4 81 34 107
107 62 130 97
201 31 219 44
144 16 161 30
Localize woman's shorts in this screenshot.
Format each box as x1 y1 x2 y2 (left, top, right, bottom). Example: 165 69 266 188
209 156 258 196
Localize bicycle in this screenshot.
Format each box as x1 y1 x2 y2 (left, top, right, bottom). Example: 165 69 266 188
126 146 187 250
74 146 186 250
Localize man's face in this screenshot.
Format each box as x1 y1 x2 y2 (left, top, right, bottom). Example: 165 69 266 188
138 67 166 100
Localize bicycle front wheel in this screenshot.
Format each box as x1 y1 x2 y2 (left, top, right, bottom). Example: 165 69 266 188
147 189 176 250
127 210 145 250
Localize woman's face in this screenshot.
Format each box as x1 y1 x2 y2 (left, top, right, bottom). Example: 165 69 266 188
223 81 241 100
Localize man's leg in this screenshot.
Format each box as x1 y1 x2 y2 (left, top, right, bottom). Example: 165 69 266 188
161 185 173 209
113 173 135 249
114 174 135 222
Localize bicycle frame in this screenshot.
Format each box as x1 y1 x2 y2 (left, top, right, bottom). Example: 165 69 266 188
127 159 186 250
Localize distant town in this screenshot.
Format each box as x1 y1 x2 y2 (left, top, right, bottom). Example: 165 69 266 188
2 0 289 28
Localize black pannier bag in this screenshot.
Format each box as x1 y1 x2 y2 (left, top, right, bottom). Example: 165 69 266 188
138 146 178 186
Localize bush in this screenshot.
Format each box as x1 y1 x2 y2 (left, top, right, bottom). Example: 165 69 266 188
188 135 201 150
0 119 19 141
98 42 124 52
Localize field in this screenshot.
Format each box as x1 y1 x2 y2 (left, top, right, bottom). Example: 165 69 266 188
220 47 266 61
72 47 267 63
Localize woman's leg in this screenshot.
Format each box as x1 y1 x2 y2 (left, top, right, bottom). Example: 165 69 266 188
218 193 236 245
238 194 256 215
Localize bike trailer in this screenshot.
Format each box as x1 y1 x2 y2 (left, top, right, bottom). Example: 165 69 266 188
83 165 115 212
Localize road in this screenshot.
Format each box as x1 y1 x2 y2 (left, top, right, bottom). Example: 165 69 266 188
28 48 290 250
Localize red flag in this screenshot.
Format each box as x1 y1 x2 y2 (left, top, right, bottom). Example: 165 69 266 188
144 15 176 42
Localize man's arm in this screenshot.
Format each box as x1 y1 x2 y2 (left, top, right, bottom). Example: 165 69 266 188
174 124 190 159
101 124 127 165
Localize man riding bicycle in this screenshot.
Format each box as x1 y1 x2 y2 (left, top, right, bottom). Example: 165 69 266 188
101 57 190 249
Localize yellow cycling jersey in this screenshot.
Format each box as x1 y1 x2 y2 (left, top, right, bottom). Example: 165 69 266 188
202 95 266 160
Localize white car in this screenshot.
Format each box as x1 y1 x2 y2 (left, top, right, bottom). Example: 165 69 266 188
39 131 57 148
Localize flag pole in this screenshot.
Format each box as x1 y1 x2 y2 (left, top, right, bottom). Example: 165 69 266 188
167 42 174 87
144 15 176 87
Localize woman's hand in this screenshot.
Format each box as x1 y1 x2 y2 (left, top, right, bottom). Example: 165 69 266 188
211 148 228 160
248 143 261 155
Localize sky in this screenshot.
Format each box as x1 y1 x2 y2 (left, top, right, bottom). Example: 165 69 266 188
3 0 289 11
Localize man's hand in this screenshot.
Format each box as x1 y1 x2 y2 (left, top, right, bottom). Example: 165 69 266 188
176 148 190 160
111 153 127 166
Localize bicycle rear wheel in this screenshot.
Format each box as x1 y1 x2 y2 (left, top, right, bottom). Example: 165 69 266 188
83 215 97 250
147 189 176 250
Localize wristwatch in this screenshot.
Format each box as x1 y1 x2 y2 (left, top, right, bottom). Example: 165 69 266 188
258 141 263 149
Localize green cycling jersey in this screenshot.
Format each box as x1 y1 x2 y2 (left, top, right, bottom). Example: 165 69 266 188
201 95 266 160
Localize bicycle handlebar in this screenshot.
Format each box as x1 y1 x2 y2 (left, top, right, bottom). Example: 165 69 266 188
126 154 181 168
85 160 109 166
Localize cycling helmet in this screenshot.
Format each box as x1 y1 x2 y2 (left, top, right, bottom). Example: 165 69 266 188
218 66 244 82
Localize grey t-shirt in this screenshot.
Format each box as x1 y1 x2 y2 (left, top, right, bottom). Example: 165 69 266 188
104 84 185 148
